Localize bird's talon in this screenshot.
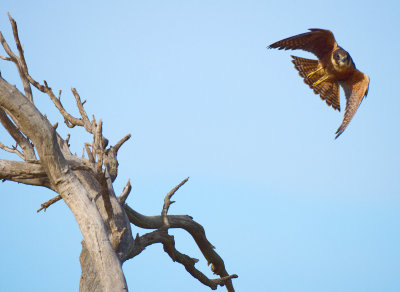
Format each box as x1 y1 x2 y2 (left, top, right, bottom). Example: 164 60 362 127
313 80 321 87
307 67 322 79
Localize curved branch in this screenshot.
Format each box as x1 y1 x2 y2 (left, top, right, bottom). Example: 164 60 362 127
118 179 131 205
124 204 236 292
113 134 131 154
162 177 188 227
130 229 238 290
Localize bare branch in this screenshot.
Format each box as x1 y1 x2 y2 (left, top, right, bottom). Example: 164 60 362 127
8 13 33 102
0 15 35 102
85 143 95 163
0 31 18 62
65 119 76 128
114 134 131 153
0 55 11 61
0 31 84 128
0 142 24 159
0 17 44 95
91 114 97 129
0 159 50 187
8 13 27 70
0 159 45 178
211 275 239 289
124 204 236 292
118 179 132 205
101 135 130 182
71 88 92 133
160 230 237 290
37 195 62 213
0 107 36 161
162 177 189 227
94 119 104 172
42 80 84 127
129 229 237 290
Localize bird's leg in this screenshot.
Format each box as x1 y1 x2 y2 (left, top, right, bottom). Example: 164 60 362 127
306 66 323 79
312 75 329 87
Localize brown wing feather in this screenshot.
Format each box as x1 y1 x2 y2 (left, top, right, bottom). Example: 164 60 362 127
269 29 337 60
291 56 340 111
335 70 370 138
314 81 340 111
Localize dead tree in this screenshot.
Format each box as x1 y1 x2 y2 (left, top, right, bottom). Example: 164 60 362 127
0 14 237 292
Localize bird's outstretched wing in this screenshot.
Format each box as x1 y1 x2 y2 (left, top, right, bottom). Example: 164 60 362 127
269 29 337 60
335 70 370 138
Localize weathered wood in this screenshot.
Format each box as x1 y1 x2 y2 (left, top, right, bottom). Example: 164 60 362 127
0 14 237 292
0 78 128 292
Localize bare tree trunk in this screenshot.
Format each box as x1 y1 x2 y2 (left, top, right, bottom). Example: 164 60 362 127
0 77 130 291
80 244 103 292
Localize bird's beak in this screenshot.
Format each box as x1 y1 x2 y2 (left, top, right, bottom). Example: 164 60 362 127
340 55 349 64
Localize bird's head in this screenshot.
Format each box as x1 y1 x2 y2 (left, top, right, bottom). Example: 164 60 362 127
333 48 355 69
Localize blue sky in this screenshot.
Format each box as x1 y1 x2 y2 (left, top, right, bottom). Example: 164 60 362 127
1 1 400 291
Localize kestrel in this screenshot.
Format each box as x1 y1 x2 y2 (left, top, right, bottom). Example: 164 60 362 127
268 29 370 138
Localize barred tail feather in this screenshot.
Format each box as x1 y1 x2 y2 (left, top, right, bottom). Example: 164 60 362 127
291 55 340 111
291 55 321 88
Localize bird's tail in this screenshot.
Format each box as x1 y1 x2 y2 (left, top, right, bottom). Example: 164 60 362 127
291 55 322 88
291 55 340 111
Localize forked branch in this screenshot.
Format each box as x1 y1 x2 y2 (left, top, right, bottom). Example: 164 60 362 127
130 229 237 290
162 177 189 227
124 179 237 292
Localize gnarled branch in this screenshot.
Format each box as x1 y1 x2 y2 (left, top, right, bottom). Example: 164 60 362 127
130 229 237 290
123 179 237 292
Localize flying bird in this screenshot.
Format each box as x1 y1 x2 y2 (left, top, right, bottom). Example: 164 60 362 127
268 29 369 138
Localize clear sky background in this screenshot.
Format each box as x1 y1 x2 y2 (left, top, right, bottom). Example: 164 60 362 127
0 1 399 291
